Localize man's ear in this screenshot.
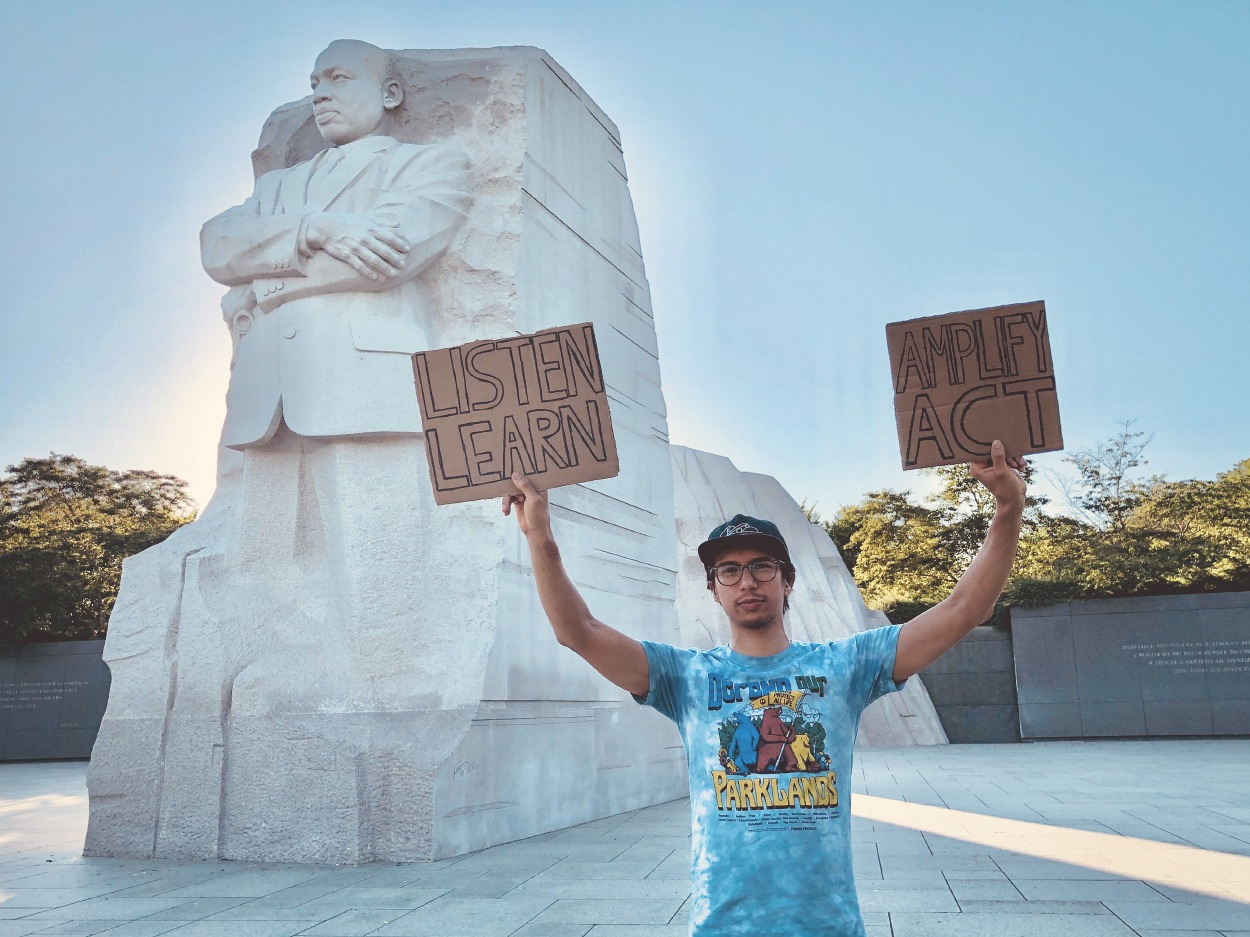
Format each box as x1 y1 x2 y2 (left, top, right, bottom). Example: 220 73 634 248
707 579 723 608
382 78 404 110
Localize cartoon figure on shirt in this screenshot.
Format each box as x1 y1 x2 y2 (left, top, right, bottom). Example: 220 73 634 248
722 710 759 774
793 702 829 773
716 687 831 776
756 705 799 772
791 733 817 770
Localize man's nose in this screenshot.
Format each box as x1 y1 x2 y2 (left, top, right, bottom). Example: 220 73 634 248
312 83 330 103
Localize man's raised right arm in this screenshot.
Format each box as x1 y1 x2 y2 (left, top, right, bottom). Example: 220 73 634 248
503 473 650 698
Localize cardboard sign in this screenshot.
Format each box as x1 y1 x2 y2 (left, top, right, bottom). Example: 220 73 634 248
412 322 619 504
886 300 1062 470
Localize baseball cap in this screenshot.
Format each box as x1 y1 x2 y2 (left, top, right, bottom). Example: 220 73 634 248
697 514 793 570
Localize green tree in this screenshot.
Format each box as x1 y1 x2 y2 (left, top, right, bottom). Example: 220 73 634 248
823 490 951 619
0 454 195 644
816 426 1250 621
1047 424 1250 596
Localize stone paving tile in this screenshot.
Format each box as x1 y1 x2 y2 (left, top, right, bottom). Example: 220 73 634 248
881 853 999 872
1014 879 1172 902
296 908 415 935
290 887 450 910
889 910 1140 935
0 924 68 937
368 897 554 936
142 923 309 937
136 897 257 920
956 899 1112 914
21 898 191 922
532 898 685 925
877 869 948 883
60 922 188 936
947 878 1022 900
1105 900 1250 931
582 927 687 936
506 880 689 901
857 887 959 912
994 859 1129 881
157 871 324 900
536 862 663 881
2 887 137 908
439 872 538 899
10 924 111 936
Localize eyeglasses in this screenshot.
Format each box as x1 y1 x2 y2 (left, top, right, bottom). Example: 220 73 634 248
709 559 785 586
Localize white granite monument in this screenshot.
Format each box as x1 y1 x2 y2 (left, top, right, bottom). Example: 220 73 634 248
85 42 943 864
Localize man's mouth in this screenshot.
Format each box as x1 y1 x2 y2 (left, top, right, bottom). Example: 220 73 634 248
737 596 765 611
314 110 339 123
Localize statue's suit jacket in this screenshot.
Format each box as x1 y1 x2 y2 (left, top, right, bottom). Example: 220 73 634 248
200 134 472 449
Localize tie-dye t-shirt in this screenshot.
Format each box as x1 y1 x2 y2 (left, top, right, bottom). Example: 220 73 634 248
636 626 906 937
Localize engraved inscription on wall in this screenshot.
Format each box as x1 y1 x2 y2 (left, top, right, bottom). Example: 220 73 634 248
1122 640 1250 675
0 680 91 712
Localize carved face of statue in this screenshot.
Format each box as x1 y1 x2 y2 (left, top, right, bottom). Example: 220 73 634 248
309 40 403 146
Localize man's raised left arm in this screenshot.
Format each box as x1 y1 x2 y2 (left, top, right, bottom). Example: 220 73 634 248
891 440 1027 682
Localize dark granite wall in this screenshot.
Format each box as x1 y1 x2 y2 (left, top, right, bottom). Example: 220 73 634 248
1013 593 1250 739
0 640 111 761
919 627 1020 743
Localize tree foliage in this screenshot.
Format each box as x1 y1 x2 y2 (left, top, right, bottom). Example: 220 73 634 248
0 454 195 645
818 426 1250 624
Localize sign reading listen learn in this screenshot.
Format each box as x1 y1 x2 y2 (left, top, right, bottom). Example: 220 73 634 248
886 300 1063 470
412 322 620 504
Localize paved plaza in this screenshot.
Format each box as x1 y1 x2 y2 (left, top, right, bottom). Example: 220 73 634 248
2 741 1250 936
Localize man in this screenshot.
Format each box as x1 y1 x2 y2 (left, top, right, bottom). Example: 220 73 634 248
504 440 1026 936
198 39 477 705
201 38 471 450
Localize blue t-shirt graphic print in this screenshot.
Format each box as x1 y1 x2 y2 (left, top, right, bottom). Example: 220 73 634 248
637 625 906 937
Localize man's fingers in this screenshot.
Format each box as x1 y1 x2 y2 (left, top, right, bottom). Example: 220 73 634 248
991 440 1007 471
511 472 541 498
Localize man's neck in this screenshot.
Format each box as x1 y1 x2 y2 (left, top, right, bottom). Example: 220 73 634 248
728 620 791 658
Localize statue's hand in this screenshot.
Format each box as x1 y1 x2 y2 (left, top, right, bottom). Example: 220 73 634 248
304 211 411 280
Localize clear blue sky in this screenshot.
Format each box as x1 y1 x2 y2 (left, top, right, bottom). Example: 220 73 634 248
3 0 1247 513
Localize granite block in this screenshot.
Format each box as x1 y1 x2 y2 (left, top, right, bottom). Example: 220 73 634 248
2 729 60 761
933 705 1021 743
1211 699 1250 734
1143 698 1214 735
1018 703 1081 739
1079 701 1147 737
1072 615 1142 702
1012 615 1078 706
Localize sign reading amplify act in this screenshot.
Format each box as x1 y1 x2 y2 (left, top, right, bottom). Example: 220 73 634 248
412 322 620 504
886 300 1063 470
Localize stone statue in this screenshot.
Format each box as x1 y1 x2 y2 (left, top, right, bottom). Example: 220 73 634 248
84 41 942 866
86 41 691 864
194 39 478 715
204 39 472 447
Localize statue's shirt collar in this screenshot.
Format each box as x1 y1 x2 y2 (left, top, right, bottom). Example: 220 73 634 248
326 134 397 158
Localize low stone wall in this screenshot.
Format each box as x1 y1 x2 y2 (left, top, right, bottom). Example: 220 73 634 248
919 627 1019 743
1013 592 1250 739
1 640 110 761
